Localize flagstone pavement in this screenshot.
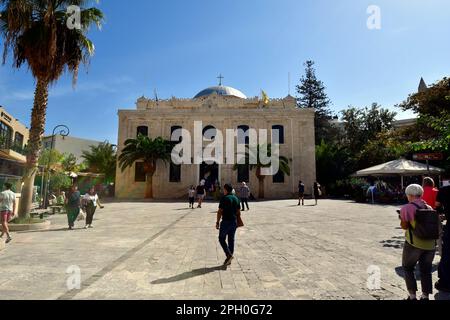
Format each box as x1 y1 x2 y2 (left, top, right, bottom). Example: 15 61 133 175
0 199 449 300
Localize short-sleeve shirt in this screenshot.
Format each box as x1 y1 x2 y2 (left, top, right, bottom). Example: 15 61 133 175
196 186 205 195
298 184 305 194
67 191 81 208
84 193 98 207
0 190 16 212
437 186 450 221
219 195 241 221
400 199 436 251
422 186 439 209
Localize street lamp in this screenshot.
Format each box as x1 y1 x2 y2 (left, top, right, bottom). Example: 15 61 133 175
42 124 70 209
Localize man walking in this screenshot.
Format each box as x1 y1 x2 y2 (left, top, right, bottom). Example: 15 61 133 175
0 183 16 244
216 184 241 266
298 181 305 206
435 180 450 293
239 182 250 211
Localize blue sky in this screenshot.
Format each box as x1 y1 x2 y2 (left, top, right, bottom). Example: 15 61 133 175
1 0 449 144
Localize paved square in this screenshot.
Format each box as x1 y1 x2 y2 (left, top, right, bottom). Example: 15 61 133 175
0 200 446 300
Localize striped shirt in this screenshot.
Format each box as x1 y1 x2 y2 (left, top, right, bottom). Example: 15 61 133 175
240 186 250 199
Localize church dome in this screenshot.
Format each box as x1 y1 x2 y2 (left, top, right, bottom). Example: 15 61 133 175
194 86 247 99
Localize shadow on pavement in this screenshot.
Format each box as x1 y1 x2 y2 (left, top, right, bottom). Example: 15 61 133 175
151 265 227 284
380 236 405 249
395 264 439 280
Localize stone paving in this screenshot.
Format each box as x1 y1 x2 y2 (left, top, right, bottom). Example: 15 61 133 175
0 199 448 300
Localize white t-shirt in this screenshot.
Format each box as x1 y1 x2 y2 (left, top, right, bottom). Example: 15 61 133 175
83 194 99 207
0 190 16 212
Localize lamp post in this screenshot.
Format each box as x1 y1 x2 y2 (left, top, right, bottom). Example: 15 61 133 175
43 125 70 209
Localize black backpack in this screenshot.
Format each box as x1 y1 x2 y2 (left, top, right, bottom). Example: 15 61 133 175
409 203 440 242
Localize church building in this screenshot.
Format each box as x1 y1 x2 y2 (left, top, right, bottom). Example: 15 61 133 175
115 79 316 199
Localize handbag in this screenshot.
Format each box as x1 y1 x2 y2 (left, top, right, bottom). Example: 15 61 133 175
237 214 244 228
77 208 87 221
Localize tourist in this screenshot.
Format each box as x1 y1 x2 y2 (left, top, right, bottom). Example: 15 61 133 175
83 187 104 229
239 182 250 211
0 183 16 244
313 182 322 206
188 185 196 209
400 184 436 300
57 191 66 206
65 185 81 230
298 181 305 206
216 184 242 266
435 180 450 293
422 177 439 209
196 181 206 208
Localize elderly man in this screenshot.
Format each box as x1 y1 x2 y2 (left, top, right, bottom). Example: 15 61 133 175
239 182 250 211
400 184 437 301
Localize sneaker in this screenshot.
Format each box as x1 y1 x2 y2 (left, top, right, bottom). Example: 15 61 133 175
5 237 12 244
224 256 234 266
420 297 429 301
84 225 89 229
88 225 94 229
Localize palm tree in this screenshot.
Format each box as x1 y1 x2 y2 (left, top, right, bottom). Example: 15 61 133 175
1 0 104 218
82 142 117 183
234 144 290 199
118 135 174 199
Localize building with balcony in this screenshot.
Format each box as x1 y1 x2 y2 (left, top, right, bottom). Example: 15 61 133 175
0 106 29 192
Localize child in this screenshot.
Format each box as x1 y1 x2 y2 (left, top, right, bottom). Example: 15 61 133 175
188 186 196 209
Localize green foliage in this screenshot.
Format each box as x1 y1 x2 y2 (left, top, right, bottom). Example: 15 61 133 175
399 77 450 116
341 103 397 154
296 60 334 144
82 142 117 183
38 149 64 168
49 172 72 192
233 144 291 176
411 111 450 153
61 153 78 172
118 135 174 173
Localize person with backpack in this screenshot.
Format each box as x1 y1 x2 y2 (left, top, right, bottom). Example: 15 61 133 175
400 184 439 300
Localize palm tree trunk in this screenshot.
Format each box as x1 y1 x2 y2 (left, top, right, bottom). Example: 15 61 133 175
145 173 153 199
18 78 49 218
256 167 265 199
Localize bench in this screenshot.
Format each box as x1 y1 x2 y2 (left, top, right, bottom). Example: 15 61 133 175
49 205 65 215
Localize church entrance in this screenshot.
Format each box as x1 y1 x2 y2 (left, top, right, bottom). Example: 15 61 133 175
199 162 219 195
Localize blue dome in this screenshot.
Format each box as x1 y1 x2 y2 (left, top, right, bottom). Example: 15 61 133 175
194 86 247 99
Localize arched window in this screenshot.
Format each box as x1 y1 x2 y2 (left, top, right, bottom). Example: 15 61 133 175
237 125 250 145
272 125 285 144
237 165 250 183
203 125 217 140
273 170 285 184
171 126 183 142
137 126 148 137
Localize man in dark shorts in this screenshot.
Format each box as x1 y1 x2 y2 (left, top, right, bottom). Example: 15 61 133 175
436 181 450 293
216 184 241 266
298 181 305 206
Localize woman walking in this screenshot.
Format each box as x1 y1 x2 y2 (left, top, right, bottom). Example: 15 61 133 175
65 185 81 230
83 187 104 229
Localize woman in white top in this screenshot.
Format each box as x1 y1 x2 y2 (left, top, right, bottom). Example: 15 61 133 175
83 187 104 229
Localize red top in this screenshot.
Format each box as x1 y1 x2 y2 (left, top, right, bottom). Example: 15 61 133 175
422 186 439 209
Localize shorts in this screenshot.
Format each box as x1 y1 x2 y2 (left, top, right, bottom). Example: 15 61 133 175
1 210 12 223
198 194 205 200
299 193 305 198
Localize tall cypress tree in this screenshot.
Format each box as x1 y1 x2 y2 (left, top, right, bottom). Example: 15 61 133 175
296 61 333 145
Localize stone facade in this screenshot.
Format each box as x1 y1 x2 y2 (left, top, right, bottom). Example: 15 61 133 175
115 90 316 199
